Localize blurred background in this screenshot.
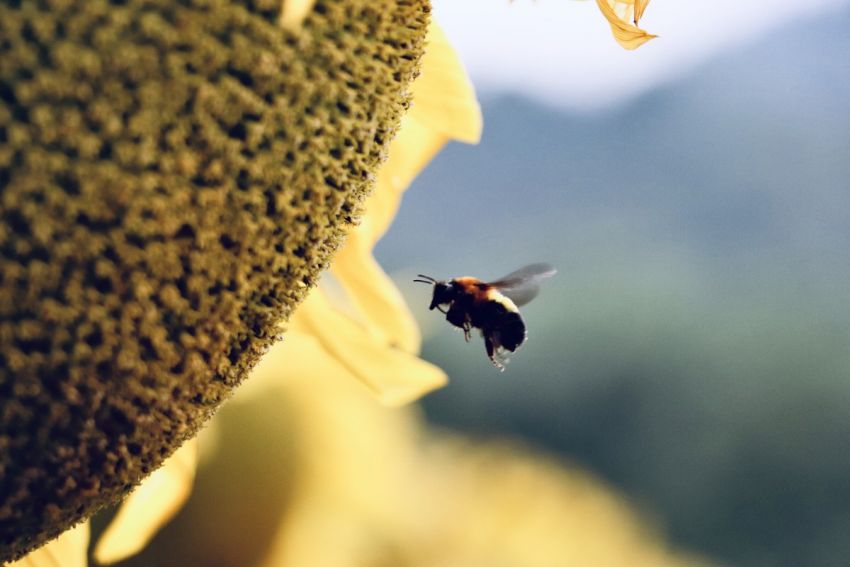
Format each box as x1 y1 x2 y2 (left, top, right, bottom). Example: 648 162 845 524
382 1 850 566
101 2 850 566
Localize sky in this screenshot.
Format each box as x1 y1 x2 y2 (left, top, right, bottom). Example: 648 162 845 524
431 0 850 111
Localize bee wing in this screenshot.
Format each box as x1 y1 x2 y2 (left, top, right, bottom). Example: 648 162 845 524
487 263 556 307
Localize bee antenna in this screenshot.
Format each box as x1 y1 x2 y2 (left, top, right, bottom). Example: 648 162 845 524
413 274 436 285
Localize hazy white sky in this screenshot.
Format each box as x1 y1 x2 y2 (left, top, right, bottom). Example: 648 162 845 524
432 0 850 110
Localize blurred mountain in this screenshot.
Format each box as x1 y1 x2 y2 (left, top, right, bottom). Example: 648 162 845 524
376 7 850 567
382 7 850 274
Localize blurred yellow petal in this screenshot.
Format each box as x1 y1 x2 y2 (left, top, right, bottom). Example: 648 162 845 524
279 0 316 30
10 523 89 567
597 0 657 50
396 438 709 567
248 344 709 567
292 290 447 406
254 335 425 567
93 440 198 565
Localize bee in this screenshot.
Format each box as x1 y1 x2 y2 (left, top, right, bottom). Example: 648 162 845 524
414 263 556 370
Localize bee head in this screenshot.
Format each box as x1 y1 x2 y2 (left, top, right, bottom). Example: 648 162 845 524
413 274 455 310
429 281 456 310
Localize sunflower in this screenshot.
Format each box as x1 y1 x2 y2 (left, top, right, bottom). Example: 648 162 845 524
1 0 433 558
8 4 481 564
6 1 664 564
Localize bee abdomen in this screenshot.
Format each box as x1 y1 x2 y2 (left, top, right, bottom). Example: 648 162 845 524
497 311 526 352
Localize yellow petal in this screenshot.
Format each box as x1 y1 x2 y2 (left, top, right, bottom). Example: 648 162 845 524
362 22 480 238
411 22 482 145
10 523 90 567
330 237 422 354
92 440 198 565
326 117 445 351
346 110 455 254
596 0 657 50
292 290 447 406
356 21 482 246
252 334 426 567
633 0 650 24
279 0 316 30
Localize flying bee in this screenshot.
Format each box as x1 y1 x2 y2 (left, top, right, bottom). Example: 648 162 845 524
414 263 556 370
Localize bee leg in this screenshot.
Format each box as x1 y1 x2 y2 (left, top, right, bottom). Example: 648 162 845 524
484 334 505 371
463 322 472 342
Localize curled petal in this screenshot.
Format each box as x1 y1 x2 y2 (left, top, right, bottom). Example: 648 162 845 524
10 523 89 567
633 0 650 24
596 0 657 50
93 440 198 565
331 239 422 354
292 290 447 406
